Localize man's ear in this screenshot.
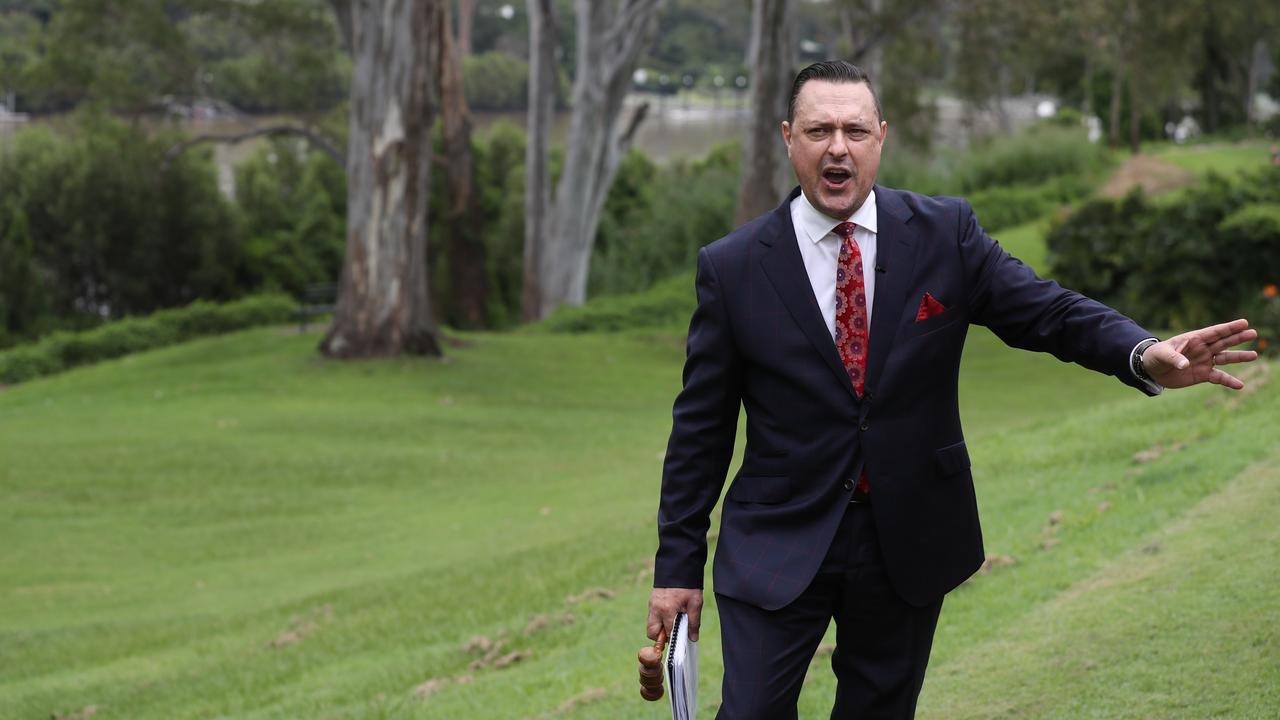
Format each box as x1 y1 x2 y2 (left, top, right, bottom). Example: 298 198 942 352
781 120 792 156
879 120 889 145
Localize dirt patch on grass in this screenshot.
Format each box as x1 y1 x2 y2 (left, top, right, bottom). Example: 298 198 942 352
268 603 334 648
52 706 98 720
1099 154 1195 199
549 687 608 716
565 587 614 604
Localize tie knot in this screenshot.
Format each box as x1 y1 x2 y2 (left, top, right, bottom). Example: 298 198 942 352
833 222 857 240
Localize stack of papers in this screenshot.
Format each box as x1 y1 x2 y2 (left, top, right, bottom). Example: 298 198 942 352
664 612 698 720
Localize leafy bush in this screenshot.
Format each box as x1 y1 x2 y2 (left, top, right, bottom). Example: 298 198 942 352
235 138 346 297
464 52 530 112
0 294 294 385
0 113 243 343
540 272 694 333
953 125 1111 193
968 174 1093 232
590 142 739 297
1047 167 1280 329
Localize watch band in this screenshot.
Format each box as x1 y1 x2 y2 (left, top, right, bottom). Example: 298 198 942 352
1131 338 1160 383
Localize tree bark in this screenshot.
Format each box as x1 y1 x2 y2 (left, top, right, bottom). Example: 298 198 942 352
321 0 441 358
1128 74 1141 154
523 0 663 321
1108 60 1123 148
457 0 475 57
522 0 557 322
735 0 795 227
430 0 488 328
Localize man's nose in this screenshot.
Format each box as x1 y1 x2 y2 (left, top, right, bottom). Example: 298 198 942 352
827 130 850 159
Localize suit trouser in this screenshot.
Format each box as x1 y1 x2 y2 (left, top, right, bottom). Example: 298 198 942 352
714 501 944 720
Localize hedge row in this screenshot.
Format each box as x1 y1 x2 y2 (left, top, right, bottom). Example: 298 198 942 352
540 273 695 333
1046 165 1280 331
0 294 296 385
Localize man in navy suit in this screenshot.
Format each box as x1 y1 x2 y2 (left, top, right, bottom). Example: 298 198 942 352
645 60 1258 719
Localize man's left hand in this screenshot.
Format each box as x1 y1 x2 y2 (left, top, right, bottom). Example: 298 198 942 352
1141 318 1260 390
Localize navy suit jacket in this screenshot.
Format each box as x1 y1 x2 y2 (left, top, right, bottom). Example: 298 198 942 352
654 186 1154 610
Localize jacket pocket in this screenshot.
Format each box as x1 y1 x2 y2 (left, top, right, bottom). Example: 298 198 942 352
935 440 971 476
727 474 791 504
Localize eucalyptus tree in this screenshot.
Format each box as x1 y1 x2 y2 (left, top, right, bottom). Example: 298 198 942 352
522 0 664 321
321 0 442 357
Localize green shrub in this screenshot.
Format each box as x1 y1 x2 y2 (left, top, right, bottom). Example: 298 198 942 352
540 273 694 333
954 125 1110 193
1047 167 1280 329
589 142 739 297
0 294 293 385
463 52 529 111
235 138 346 298
0 113 244 342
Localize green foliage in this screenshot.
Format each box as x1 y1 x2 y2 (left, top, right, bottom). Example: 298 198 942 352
463 51 530 112
1047 167 1280 329
953 125 1111 194
540 272 694 333
235 138 346 297
589 142 739 297
0 113 243 342
0 294 294 385
967 174 1092 233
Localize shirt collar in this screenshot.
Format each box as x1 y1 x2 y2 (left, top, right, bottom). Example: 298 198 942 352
793 188 878 244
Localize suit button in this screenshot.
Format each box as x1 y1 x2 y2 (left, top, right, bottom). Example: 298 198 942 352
860 422 869 431
843 478 854 491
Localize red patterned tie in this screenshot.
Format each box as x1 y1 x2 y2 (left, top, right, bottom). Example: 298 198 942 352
834 222 868 396
834 222 872 496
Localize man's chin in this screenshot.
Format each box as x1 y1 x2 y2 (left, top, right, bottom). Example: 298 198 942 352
813 191 861 220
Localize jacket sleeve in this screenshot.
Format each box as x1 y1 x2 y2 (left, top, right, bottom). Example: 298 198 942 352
957 200 1156 394
653 247 744 588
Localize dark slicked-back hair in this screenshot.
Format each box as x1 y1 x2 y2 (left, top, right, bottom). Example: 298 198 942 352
787 60 883 123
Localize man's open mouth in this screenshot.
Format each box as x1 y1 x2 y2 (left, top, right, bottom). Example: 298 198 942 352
822 167 852 188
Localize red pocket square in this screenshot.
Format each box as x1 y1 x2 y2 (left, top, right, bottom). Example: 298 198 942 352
915 293 947 322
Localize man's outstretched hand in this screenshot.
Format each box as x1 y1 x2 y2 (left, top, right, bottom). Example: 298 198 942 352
1142 318 1259 390
647 588 703 642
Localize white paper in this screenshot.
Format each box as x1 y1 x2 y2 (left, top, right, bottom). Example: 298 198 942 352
665 612 698 720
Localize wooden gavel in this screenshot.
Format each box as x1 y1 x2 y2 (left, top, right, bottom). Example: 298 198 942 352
637 630 667 701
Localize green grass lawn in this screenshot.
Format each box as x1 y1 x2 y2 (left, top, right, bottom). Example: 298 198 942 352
3 143 1274 719
1154 139 1275 177
1 319 1274 719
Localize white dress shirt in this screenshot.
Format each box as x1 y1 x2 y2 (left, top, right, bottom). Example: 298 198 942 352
790 189 878 341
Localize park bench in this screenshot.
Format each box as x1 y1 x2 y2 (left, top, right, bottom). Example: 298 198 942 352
294 283 338 333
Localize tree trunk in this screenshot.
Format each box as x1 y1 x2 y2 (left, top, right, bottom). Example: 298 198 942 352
523 0 662 321
735 0 795 226
1108 60 1123 148
522 0 557 322
1244 38 1264 134
430 0 488 328
321 0 441 358
457 0 475 57
1128 75 1141 154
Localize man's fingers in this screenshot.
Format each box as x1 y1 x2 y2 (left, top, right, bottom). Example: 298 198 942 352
1214 350 1258 365
687 601 702 642
1210 368 1244 390
1209 328 1258 353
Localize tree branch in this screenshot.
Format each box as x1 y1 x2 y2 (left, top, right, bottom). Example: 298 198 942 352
618 100 650 152
163 124 345 169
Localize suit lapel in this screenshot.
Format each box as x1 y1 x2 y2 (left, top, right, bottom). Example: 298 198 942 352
865 186 918 394
759 190 860 402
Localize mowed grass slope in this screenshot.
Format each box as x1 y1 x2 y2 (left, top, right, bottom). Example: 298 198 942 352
2 319 1275 719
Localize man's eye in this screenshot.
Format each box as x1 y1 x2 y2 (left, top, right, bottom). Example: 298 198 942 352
807 129 828 138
